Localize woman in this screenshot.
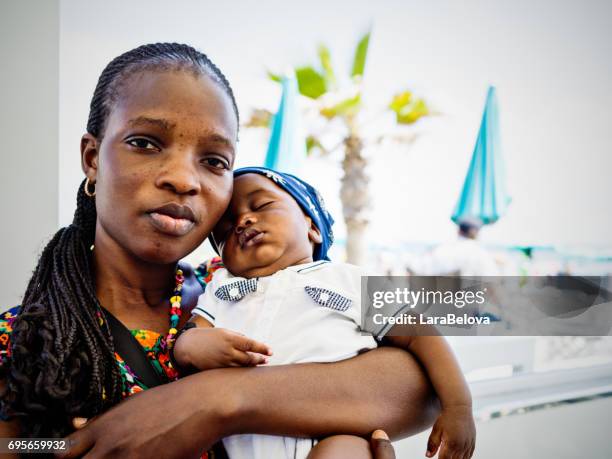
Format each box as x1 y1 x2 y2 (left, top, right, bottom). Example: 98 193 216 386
0 43 438 458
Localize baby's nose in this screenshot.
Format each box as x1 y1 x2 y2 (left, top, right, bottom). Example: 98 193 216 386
235 215 255 233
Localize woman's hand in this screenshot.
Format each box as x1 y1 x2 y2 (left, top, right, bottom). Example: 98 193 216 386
59 375 230 459
370 430 396 459
174 327 273 370
426 405 476 459
70 421 398 459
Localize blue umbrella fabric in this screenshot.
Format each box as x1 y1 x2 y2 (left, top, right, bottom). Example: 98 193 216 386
452 86 511 225
263 75 306 174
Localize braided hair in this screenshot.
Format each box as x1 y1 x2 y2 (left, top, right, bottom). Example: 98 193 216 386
87 42 239 138
0 43 239 438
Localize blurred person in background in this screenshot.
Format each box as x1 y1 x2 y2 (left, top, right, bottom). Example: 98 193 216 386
407 217 500 277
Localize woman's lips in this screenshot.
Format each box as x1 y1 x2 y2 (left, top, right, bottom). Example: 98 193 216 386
148 212 195 237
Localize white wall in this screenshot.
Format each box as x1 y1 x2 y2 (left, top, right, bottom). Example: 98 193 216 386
396 397 612 458
58 0 612 256
0 0 59 307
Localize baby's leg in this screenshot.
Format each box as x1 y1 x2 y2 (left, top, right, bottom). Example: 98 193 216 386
307 435 372 459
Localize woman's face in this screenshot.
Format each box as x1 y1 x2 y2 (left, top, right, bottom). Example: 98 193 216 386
82 70 237 264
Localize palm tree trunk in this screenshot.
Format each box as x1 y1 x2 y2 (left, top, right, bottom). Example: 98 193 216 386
340 134 369 265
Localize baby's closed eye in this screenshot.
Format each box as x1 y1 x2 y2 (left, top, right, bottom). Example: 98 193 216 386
254 200 274 211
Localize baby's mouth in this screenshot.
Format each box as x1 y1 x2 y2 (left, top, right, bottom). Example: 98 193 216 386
238 228 264 248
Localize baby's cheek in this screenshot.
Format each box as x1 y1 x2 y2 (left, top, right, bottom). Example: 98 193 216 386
251 241 285 266
221 244 242 270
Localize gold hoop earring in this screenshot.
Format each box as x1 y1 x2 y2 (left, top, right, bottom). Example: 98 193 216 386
84 177 96 197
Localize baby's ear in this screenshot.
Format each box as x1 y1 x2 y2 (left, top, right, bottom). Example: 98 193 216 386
307 218 323 244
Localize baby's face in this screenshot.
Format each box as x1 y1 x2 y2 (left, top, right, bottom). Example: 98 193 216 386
213 173 319 278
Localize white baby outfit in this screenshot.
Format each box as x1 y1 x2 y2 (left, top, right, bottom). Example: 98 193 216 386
193 260 377 459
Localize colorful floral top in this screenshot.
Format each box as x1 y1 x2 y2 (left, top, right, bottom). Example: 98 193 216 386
0 258 225 425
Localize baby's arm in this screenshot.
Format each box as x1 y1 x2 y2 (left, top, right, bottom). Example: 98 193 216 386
383 327 475 458
173 286 272 371
173 317 272 371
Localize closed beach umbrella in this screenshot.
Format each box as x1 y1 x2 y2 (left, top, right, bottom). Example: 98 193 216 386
452 86 511 225
263 75 306 174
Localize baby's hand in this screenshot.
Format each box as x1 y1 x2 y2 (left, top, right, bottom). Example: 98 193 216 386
174 327 273 371
426 405 475 459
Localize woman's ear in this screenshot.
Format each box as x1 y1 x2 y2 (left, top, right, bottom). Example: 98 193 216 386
80 133 100 182
307 218 323 245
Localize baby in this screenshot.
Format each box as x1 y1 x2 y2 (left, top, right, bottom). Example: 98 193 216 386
174 167 475 459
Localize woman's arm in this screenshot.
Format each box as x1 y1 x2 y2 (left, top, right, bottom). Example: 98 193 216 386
61 347 439 458
225 346 439 439
0 379 21 459
0 420 20 459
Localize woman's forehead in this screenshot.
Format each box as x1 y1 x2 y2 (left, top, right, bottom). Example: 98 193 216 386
107 70 238 141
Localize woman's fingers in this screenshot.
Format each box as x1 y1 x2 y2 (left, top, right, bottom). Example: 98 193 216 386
72 417 89 430
370 430 396 459
55 426 95 458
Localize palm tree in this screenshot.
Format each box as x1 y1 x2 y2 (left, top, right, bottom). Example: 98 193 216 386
246 32 431 265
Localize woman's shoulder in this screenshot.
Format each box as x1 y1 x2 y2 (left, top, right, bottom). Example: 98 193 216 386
0 306 20 331
0 306 21 364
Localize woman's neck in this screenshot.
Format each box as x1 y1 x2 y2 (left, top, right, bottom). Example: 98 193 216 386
92 231 176 318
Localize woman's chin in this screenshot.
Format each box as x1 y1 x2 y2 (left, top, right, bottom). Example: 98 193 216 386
135 241 194 265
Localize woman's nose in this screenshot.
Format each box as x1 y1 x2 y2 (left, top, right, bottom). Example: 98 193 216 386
156 150 201 195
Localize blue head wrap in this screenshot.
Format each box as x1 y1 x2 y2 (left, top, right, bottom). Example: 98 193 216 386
210 166 335 261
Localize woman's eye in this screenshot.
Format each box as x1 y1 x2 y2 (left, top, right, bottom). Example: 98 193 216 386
202 157 230 170
126 137 159 151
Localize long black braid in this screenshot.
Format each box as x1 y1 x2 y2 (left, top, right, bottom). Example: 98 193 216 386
0 43 239 438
